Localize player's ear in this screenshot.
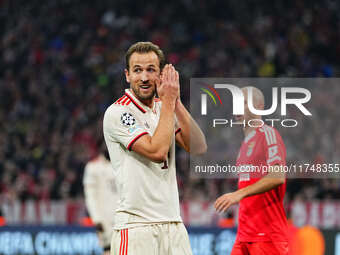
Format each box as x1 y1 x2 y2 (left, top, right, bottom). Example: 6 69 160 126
124 69 130 83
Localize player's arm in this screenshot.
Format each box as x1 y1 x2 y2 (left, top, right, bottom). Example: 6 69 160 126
215 129 285 212
131 102 175 163
237 165 285 196
214 165 285 212
131 64 178 163
174 99 207 154
172 69 207 154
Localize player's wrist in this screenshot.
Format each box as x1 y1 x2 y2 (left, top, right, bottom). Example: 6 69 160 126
175 97 182 108
161 98 176 110
234 189 246 201
174 98 185 114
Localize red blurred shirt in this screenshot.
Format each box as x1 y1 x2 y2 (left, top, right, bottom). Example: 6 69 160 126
236 125 288 242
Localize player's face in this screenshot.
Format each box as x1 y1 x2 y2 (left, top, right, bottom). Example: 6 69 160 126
125 52 161 102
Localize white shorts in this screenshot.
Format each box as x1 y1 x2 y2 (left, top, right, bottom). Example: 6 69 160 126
111 222 192 255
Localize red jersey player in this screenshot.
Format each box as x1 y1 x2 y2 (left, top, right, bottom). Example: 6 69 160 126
214 87 289 255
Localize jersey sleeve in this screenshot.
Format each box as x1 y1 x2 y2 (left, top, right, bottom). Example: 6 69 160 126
103 105 149 151
261 127 286 166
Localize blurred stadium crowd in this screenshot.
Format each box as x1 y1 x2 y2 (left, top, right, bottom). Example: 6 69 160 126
1 0 340 207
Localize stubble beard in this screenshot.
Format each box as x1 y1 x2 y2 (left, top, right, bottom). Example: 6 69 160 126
132 85 156 101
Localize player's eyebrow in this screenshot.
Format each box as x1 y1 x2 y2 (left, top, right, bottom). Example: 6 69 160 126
132 64 158 69
132 64 142 68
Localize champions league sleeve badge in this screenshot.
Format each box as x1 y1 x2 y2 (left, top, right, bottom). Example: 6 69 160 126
121 113 136 126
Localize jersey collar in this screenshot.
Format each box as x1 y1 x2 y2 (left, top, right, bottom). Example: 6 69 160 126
125 89 157 114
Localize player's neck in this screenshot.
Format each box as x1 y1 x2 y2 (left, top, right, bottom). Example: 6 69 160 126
140 98 153 108
130 89 154 108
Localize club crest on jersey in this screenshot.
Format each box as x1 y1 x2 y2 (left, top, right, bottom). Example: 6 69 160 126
247 141 256 156
121 112 136 126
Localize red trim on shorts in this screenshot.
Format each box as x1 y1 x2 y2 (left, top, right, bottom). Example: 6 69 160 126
127 132 148 151
122 229 124 255
175 128 182 135
125 93 146 113
125 229 128 255
119 230 123 255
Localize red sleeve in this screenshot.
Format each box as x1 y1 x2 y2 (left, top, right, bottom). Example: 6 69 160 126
261 127 286 166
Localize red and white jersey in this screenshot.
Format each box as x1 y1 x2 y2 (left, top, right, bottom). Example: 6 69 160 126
236 125 288 242
103 89 182 229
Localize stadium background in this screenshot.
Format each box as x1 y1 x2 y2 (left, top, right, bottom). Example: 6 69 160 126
1 0 340 254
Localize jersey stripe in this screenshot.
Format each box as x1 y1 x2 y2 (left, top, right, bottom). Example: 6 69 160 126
264 126 273 145
125 93 146 113
115 96 126 105
267 155 281 164
124 229 128 255
121 229 125 255
261 127 271 145
270 128 277 144
119 230 124 255
262 126 277 145
123 229 126 255
121 97 129 105
114 95 132 106
127 132 149 151
267 126 275 144
267 126 276 144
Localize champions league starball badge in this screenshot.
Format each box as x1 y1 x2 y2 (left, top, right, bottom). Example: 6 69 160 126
121 112 136 126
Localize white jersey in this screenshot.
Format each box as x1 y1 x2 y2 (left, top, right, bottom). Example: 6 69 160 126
83 155 117 229
103 89 182 229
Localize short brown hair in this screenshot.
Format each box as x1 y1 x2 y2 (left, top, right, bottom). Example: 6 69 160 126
125 41 165 71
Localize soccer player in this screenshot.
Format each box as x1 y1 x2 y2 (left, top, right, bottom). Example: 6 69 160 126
103 42 207 255
83 143 118 255
214 87 289 255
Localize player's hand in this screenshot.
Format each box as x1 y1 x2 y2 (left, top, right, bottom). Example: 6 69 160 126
214 192 243 213
173 66 180 101
157 64 179 105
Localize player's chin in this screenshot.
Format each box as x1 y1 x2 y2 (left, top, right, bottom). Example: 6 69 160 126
139 90 155 100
